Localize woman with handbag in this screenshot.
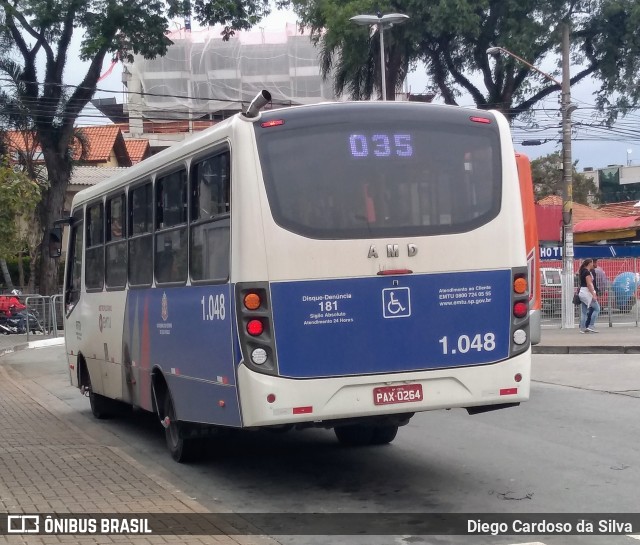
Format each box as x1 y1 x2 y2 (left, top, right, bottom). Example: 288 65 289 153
578 259 600 333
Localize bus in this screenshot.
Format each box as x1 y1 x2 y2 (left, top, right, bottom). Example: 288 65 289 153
515 153 541 344
59 92 532 462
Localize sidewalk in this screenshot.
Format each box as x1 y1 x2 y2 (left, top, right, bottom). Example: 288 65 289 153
535 324 640 354
0 338 276 545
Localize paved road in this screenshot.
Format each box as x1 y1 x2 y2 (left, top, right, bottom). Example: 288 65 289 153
2 345 640 545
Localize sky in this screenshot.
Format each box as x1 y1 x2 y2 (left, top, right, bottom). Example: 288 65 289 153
68 7 640 172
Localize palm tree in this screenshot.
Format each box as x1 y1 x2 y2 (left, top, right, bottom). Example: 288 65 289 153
317 16 416 100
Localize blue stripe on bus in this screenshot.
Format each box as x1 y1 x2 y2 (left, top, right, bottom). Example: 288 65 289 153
123 285 242 426
270 270 512 378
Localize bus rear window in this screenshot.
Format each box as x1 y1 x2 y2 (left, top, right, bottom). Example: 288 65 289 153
255 107 502 239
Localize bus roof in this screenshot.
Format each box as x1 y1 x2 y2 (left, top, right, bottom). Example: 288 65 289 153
71 100 508 207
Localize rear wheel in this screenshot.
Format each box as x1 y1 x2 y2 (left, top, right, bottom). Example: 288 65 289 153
334 424 375 446
85 367 117 420
370 424 399 445
163 394 204 463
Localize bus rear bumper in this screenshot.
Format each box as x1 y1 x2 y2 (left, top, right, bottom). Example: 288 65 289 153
237 351 531 427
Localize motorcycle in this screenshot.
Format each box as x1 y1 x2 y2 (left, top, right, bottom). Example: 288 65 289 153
0 320 15 335
0 307 45 334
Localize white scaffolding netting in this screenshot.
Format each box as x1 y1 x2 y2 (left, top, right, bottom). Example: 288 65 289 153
125 24 335 120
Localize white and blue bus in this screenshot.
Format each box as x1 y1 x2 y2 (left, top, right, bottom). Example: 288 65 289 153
61 92 531 462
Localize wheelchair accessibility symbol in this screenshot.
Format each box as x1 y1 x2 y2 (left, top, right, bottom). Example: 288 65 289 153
382 287 411 319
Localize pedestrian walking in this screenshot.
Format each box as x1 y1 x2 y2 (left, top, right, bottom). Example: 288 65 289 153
592 259 609 296
578 259 600 333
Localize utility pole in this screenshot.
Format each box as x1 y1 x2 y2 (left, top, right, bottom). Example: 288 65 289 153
487 24 576 327
560 21 575 329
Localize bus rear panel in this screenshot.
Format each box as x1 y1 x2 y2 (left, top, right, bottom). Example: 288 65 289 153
235 102 530 425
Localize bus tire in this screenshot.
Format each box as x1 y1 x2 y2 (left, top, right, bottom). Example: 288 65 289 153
334 424 374 446
85 367 115 420
90 392 118 419
370 424 399 445
163 394 203 463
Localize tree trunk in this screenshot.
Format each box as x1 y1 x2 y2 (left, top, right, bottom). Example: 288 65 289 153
0 259 14 292
35 150 71 295
25 220 39 294
17 250 25 291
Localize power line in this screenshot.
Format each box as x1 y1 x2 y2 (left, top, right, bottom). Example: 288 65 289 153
4 75 640 146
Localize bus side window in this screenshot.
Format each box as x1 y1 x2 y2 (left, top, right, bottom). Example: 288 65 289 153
66 211 84 313
462 146 495 217
190 151 230 282
191 153 230 220
129 182 153 287
155 169 188 284
106 194 127 289
85 202 104 290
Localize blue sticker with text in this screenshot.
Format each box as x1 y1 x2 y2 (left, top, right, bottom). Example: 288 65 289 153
270 270 513 378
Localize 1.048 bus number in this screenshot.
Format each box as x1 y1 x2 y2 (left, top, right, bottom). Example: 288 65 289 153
201 294 226 321
438 333 496 354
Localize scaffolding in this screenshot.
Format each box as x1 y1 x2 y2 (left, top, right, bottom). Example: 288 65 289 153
124 24 335 123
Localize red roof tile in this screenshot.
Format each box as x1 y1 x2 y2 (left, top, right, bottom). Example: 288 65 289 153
574 216 640 233
597 200 640 217
124 139 150 164
7 125 131 167
74 125 121 162
4 131 40 156
537 195 613 222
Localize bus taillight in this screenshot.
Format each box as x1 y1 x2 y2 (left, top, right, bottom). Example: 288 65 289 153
261 119 285 128
513 301 528 318
236 282 279 375
513 276 527 294
244 293 261 310
247 319 264 336
252 349 268 365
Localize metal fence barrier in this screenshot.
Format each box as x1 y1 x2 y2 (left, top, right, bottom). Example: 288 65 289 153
50 294 65 334
541 258 640 328
22 294 65 342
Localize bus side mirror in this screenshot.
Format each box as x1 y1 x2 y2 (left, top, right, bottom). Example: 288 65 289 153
48 227 62 258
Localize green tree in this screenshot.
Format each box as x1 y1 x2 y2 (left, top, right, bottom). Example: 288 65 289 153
0 156 41 264
531 152 598 205
0 0 270 294
282 0 640 120
0 68 96 291
282 0 418 100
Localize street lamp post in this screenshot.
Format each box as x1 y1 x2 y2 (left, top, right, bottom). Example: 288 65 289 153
487 25 576 328
627 149 633 166
350 12 410 100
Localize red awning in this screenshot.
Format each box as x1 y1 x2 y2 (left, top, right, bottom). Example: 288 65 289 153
574 216 640 233
535 205 562 242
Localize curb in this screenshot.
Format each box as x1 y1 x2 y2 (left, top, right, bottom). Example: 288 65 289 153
0 342 29 358
533 345 640 354
0 337 64 359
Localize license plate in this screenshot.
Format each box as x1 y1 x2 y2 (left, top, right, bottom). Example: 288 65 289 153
373 384 423 405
